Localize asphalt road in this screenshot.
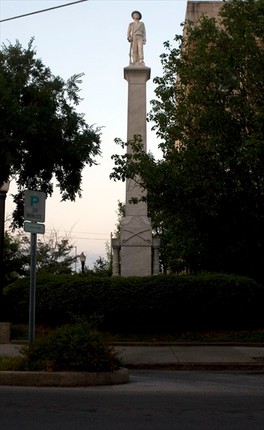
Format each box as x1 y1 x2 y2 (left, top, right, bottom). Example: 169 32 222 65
1 370 264 430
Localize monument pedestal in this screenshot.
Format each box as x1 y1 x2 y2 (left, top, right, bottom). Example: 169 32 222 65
120 215 152 276
112 217 159 277
112 64 160 276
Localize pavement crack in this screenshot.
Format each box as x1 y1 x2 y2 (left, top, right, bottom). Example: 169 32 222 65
169 346 180 363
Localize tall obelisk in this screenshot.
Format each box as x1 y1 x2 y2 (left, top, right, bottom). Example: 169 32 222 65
111 11 160 276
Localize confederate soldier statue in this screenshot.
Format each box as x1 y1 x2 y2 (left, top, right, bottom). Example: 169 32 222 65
127 11 146 64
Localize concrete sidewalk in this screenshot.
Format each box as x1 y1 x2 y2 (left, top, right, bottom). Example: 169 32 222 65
1 343 264 370
115 345 264 370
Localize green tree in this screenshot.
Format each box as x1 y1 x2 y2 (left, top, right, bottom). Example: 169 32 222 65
3 229 76 282
111 0 264 280
92 242 112 276
0 39 101 226
36 231 75 275
3 231 29 285
114 200 126 236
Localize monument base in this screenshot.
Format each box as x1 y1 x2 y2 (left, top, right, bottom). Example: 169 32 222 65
121 245 152 277
112 215 160 277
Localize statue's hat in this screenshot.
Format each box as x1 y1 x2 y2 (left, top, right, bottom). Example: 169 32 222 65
131 11 142 20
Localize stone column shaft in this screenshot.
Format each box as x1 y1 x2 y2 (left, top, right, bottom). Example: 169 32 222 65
124 66 150 217
118 65 153 276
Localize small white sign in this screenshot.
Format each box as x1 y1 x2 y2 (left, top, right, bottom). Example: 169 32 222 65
24 190 46 223
24 222 45 234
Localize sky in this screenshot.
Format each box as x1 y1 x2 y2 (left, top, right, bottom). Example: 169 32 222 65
0 0 188 269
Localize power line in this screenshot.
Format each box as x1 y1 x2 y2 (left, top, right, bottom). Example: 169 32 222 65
46 230 109 236
71 238 109 241
62 231 110 235
43 230 110 241
0 0 89 23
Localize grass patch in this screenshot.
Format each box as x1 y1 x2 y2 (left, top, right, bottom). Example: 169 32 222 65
0 356 26 371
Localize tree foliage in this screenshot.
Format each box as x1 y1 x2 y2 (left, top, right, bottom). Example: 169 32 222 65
3 230 29 285
3 229 75 285
92 242 112 276
35 230 75 275
111 0 264 280
0 39 101 226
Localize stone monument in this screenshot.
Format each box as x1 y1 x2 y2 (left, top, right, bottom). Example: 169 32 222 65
112 12 160 277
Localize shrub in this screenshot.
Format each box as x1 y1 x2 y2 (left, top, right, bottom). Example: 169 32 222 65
3 273 264 331
21 322 121 372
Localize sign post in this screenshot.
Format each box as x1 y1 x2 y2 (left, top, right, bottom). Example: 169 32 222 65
24 190 46 344
28 232 37 344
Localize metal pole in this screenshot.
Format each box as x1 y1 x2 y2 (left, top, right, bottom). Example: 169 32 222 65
0 192 6 314
0 193 5 262
28 232 37 344
74 246 77 272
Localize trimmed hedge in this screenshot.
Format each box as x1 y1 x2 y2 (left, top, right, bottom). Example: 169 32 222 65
3 273 264 331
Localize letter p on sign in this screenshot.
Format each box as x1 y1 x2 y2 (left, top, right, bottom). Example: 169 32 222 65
31 195 39 206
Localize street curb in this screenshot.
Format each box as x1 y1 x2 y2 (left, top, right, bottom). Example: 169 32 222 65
0 368 129 387
111 342 264 347
125 363 264 371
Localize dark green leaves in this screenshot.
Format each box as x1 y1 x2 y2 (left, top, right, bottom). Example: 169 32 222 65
0 39 101 226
